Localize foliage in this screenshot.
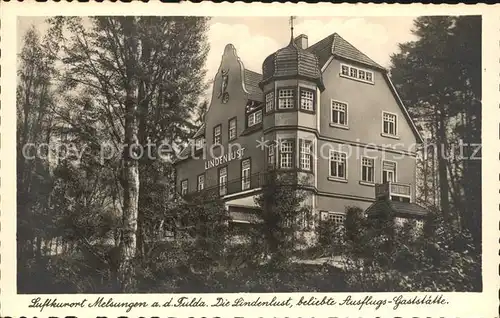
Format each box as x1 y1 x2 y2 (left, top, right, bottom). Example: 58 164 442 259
334 206 480 292
390 16 481 244
17 16 482 294
17 17 211 292
249 170 313 268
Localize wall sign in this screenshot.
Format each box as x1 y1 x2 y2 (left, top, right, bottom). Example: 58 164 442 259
205 148 245 170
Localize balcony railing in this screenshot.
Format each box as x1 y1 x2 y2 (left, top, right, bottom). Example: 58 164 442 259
180 170 306 200
180 171 268 200
375 182 411 200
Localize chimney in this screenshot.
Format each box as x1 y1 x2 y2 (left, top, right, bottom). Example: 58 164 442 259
294 34 308 49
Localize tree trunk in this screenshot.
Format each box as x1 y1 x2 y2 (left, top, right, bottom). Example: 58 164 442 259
135 37 152 259
436 108 450 221
118 17 140 292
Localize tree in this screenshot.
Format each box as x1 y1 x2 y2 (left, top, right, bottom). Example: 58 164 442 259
251 170 313 267
16 27 58 291
39 16 209 291
390 16 481 244
337 206 480 292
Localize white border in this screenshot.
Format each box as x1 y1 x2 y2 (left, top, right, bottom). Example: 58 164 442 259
1 3 499 318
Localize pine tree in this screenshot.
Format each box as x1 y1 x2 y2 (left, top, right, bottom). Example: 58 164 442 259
390 16 481 244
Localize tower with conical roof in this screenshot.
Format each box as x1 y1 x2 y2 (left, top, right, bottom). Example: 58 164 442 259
174 16 425 244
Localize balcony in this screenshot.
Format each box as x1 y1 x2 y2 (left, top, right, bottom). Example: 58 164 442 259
180 170 309 200
375 182 411 201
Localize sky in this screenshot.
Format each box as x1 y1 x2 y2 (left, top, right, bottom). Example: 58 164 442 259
17 16 418 91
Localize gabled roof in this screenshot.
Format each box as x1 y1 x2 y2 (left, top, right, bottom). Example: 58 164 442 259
307 33 385 71
177 125 205 159
366 199 428 218
178 141 194 159
307 33 423 143
244 69 263 101
192 124 205 138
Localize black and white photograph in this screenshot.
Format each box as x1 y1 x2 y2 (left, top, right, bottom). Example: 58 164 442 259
15 13 482 296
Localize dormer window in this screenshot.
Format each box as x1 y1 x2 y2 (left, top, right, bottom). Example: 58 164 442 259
247 109 262 127
278 89 295 109
340 63 374 84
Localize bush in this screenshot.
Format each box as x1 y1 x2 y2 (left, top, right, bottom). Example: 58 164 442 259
337 206 481 292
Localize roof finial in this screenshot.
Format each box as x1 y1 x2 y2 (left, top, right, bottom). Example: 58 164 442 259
289 16 296 43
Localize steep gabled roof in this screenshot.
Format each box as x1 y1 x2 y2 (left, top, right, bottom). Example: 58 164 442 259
307 33 422 143
192 124 205 138
177 125 205 159
307 33 385 71
178 141 194 159
244 69 263 101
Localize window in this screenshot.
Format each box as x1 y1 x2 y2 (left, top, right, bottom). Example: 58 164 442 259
329 151 347 179
267 143 275 167
247 109 262 127
415 219 424 233
350 67 357 78
300 210 311 229
331 101 347 126
300 89 314 111
394 217 406 228
382 112 397 136
218 166 227 196
341 65 349 76
340 64 374 84
300 140 312 171
382 160 396 183
278 89 295 109
280 140 294 169
228 118 237 140
361 157 374 183
358 70 366 81
195 137 204 150
366 72 373 82
265 92 274 113
241 159 251 190
213 125 222 145
321 211 345 226
197 174 205 192
181 180 188 195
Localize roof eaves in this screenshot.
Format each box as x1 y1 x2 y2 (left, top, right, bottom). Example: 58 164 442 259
192 124 205 138
384 74 424 143
332 33 386 71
